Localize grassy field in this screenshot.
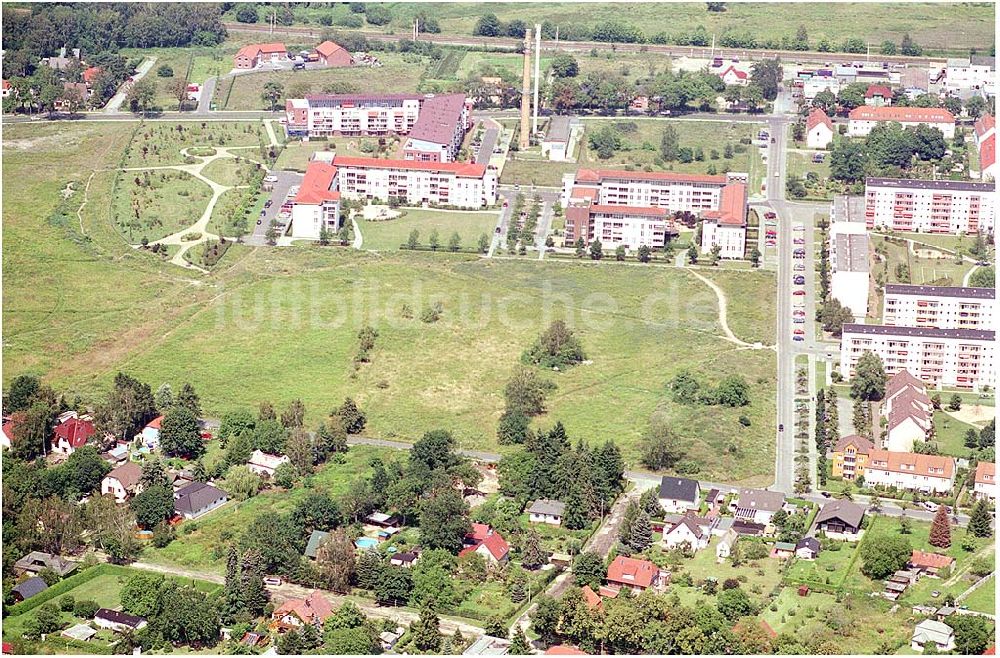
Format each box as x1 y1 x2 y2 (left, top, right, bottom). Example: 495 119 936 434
456 51 555 80
784 541 860 590
200 156 260 187
124 122 265 168
222 53 428 110
666 536 785 609
206 187 250 238
112 169 213 243
932 409 980 458
872 234 975 287
273 139 368 172
144 445 394 572
359 209 497 252
962 574 995 615
697 268 777 345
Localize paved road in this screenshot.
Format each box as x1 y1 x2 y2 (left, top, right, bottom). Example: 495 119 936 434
3 110 282 124
475 122 500 166
104 56 157 113
222 22 946 67
197 76 218 114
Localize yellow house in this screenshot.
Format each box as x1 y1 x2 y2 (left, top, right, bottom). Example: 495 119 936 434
831 435 875 481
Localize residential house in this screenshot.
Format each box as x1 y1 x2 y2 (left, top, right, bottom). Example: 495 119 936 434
770 542 796 559
716 528 739 560
974 461 996 502
813 499 867 541
271 591 334 632
909 550 954 577
304 530 331 559
101 462 143 502
911 619 956 653
101 443 130 465
13 551 79 578
0 416 17 449
527 499 566 526
580 585 603 610
662 512 713 551
863 451 956 494
718 65 749 86
82 66 101 87
365 512 402 529
173 481 227 520
41 46 81 70
732 489 786 525
234 43 288 69
314 40 353 67
12 577 48 602
94 609 148 633
390 552 419 568
795 537 821 560
55 82 89 111
805 108 835 149
657 476 701 513
289 160 341 240
52 414 96 455
605 555 666 594
731 519 767 536
2 79 11 99
331 156 497 208
864 85 893 106
139 415 163 449
882 369 933 453
459 523 510 566
247 449 290 477
463 635 511 655
847 106 956 139
980 133 996 182
831 434 875 481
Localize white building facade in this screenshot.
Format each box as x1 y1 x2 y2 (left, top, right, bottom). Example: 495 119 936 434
840 324 995 389
864 450 956 494
847 107 956 139
333 156 498 209
863 178 994 234
883 284 994 330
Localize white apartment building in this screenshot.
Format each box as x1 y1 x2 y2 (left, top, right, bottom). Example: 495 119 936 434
564 203 676 250
863 450 956 494
882 370 933 452
291 161 341 240
561 169 731 213
864 178 994 234
803 75 841 101
883 284 994 330
944 56 996 96
830 232 870 320
847 106 956 139
332 156 498 209
699 183 748 259
840 324 995 389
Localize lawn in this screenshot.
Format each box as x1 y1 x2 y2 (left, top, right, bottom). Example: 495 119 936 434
111 169 213 243
123 122 266 168
206 187 252 238
696 268 777 345
962 574 995 615
200 156 262 187
456 51 555 81
143 445 396 573
932 409 980 459
273 139 368 172
872 234 975 288
222 53 427 110
902 231 995 262
359 209 498 252
659 536 785 609
784 541 860 590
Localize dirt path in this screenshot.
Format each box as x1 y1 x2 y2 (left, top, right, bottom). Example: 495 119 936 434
683 266 759 348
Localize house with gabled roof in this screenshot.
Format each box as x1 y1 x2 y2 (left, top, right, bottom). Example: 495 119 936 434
662 511 714 552
882 370 933 453
657 476 701 513
718 65 749 86
831 434 875 481
813 499 866 541
101 461 143 503
94 608 148 633
247 449 290 478
53 413 97 455
732 488 786 525
909 550 954 576
864 450 956 494
806 108 834 149
270 591 333 632
314 40 352 67
974 461 996 502
605 555 666 594
527 499 566 526
911 619 955 652
13 551 78 578
864 85 893 107
234 43 288 69
795 537 821 560
12 576 48 602
459 523 510 566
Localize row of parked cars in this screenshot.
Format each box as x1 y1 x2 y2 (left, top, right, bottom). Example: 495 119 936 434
791 222 807 341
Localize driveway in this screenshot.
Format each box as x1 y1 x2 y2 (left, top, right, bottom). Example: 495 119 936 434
475 123 500 166
246 170 302 245
105 57 157 112
197 76 218 114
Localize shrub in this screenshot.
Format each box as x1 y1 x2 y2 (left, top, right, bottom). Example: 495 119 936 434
59 595 76 612
156 64 174 77
73 599 100 619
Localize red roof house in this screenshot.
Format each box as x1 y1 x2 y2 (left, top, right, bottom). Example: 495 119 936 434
974 114 995 141
83 66 101 85
719 65 749 86
605 555 664 593
580 584 602 610
909 550 954 575
459 523 510 565
294 162 341 205
53 416 97 454
314 40 352 67
270 591 333 631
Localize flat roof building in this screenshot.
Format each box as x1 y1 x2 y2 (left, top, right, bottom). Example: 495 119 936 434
863 177 994 235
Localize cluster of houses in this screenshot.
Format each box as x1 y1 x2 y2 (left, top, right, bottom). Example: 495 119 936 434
234 39 354 70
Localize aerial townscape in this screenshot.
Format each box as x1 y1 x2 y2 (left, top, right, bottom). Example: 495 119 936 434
1 1 997 656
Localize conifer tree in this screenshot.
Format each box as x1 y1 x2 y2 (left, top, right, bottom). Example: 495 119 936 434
412 604 442 651
628 510 653 553
929 505 952 548
968 499 993 538
510 626 531 655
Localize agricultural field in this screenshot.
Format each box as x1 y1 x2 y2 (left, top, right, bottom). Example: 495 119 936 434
111 169 213 243
359 209 498 252
219 53 428 110
143 445 394 572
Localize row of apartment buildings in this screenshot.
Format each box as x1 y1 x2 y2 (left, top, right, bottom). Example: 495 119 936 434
285 93 473 164
290 155 498 239
559 169 749 255
863 177 994 235
840 282 995 390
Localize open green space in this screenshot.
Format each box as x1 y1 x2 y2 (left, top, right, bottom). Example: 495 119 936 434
872 234 975 288
206 187 251 238
111 169 213 243
222 53 427 110
784 541 860 590
962 575 995 615
143 445 393 572
360 209 497 252
932 409 981 458
697 268 776 345
123 122 266 168
200 156 261 187
273 139 368 172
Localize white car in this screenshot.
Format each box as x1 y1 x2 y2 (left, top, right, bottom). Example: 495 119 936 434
793 223 804 231
264 175 279 183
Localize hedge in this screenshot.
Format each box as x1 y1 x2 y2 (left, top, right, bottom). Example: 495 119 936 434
6 564 124 617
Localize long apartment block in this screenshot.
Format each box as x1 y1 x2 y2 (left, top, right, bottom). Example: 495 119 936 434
285 93 472 163
840 323 995 390
561 169 747 254
863 177 995 234
883 284 994 330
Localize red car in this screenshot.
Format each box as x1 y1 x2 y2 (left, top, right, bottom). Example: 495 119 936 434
793 290 806 296
793 329 805 335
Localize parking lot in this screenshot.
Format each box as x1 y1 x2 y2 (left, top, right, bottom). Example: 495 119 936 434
249 170 303 243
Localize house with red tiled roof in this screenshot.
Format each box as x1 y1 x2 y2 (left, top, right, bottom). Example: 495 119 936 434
848 106 956 138
605 555 666 594
974 461 996 502
82 66 101 86
314 40 352 67
1 415 20 450
138 415 163 449
2 79 11 99
459 523 510 566
974 114 995 146
234 43 288 69
270 591 333 632
290 161 341 240
909 550 954 576
331 155 498 209
700 183 748 259
979 131 996 182
718 65 749 87
864 85 893 107
580 584 602 610
53 414 97 455
864 450 956 494
806 108 834 149
662 511 715 551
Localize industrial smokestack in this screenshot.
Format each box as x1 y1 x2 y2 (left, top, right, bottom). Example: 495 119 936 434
519 27 532 150
532 24 541 135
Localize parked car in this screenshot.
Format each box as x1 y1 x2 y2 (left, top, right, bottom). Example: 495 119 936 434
794 263 806 271
256 219 262 225
264 200 273 208
794 329 805 335
793 317 806 324
793 223 804 231
794 238 806 245
794 276 806 285
793 310 806 317
264 175 278 183
793 290 806 296
764 212 776 220
793 335 804 342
